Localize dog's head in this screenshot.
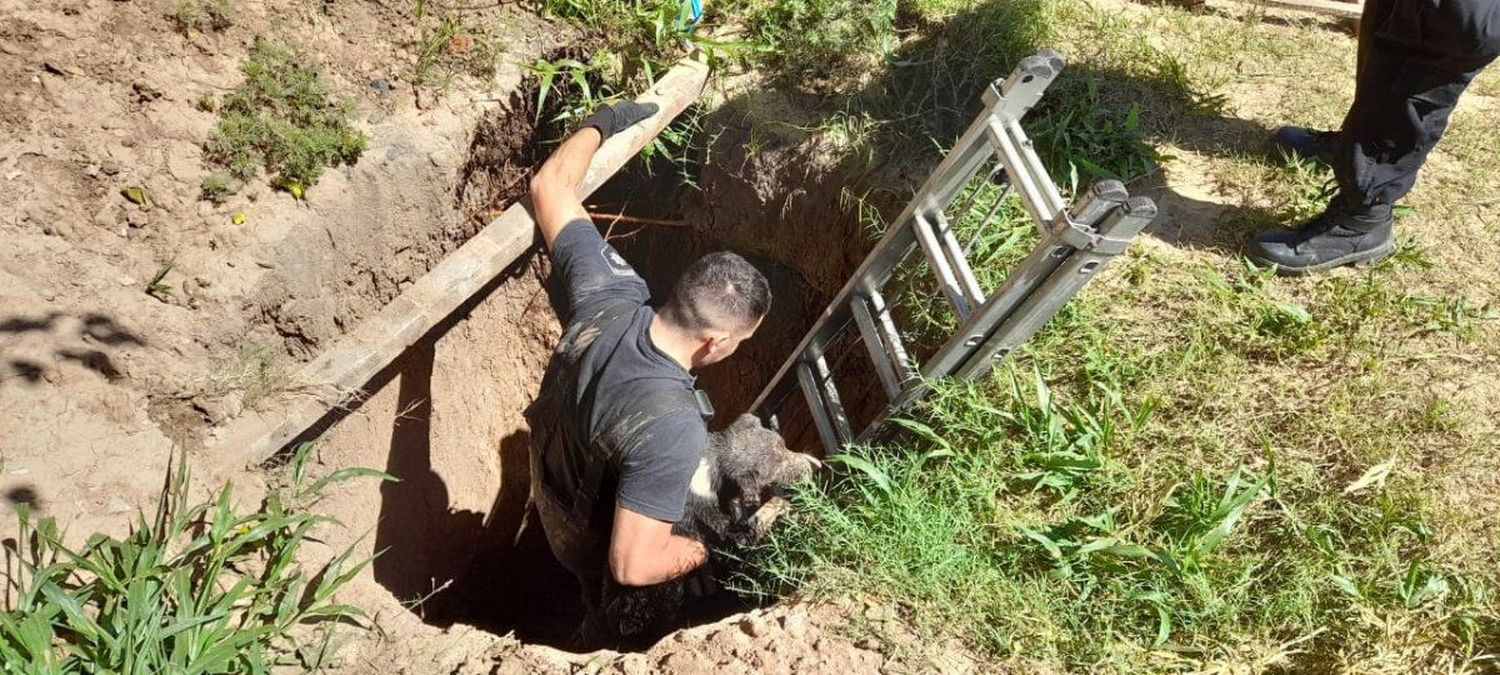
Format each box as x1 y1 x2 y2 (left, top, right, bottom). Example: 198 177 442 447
708 414 820 518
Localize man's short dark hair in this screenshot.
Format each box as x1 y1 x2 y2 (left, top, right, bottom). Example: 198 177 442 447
660 252 771 332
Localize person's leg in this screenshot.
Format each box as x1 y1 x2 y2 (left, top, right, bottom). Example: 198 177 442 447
1250 2 1500 274
1269 0 1396 163
1336 19 1497 208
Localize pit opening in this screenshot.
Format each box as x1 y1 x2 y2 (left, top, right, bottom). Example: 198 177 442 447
361 121 871 652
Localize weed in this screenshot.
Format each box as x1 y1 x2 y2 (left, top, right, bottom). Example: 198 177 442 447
0 445 392 672
199 173 238 204
169 0 233 35
205 344 293 411
409 1 502 88
145 263 174 301
203 38 367 199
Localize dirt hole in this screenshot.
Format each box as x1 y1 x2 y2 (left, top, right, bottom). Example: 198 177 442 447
363 124 867 651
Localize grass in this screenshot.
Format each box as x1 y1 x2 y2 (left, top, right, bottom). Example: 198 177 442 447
145 262 175 302
408 0 503 89
202 38 367 201
0 445 392 672
170 0 233 35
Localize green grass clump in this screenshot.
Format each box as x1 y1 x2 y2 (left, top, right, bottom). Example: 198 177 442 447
753 371 1498 671
170 0 233 34
746 0 898 81
203 38 367 200
0 446 391 672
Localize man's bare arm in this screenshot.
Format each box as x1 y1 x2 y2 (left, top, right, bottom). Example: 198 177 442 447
529 128 602 250
608 503 706 587
528 101 659 250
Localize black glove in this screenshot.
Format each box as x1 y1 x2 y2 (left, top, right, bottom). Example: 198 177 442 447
580 101 659 142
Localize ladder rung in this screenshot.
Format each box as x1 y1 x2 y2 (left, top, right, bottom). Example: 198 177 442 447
1003 117 1066 223
796 363 840 454
814 355 853 442
913 213 976 320
933 211 985 307
985 117 1062 230
870 290 916 381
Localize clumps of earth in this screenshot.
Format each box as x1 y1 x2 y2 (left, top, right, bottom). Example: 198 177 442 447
418 602 980 675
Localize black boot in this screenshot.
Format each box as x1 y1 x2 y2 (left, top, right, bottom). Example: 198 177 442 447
1245 202 1395 275
1271 126 1339 166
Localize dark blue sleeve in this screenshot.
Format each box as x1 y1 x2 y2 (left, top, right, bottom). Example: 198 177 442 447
549 219 651 323
616 410 708 523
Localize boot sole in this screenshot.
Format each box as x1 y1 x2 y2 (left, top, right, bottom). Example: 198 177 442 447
1258 241 1395 276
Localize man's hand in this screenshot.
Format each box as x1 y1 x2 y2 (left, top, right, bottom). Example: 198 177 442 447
581 101 660 142
683 563 719 598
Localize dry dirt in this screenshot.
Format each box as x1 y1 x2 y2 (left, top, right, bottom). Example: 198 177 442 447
0 0 561 539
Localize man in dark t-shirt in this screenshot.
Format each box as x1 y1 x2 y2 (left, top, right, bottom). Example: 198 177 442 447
523 101 772 620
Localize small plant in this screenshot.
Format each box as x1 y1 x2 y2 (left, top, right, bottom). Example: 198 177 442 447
146 263 174 300
0 446 392 672
409 2 502 88
169 0 233 35
202 38 367 200
199 173 237 204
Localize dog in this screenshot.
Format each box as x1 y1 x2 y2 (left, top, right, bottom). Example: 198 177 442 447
581 413 819 645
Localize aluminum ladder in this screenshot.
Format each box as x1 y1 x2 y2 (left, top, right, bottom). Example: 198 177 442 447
749 50 1159 455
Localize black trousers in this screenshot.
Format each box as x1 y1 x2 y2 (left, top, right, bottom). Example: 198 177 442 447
1336 0 1500 208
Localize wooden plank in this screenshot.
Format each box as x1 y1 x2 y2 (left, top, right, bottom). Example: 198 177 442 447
207 57 712 469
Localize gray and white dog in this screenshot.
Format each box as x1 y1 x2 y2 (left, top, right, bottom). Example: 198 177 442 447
582 413 819 644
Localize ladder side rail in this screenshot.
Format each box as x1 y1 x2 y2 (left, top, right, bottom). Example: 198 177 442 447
750 82 1012 419
953 197 1157 380
919 180 1127 381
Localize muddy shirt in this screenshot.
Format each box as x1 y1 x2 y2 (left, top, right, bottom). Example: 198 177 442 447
527 219 708 528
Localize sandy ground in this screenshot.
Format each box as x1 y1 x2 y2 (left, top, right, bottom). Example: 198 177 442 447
0 0 549 541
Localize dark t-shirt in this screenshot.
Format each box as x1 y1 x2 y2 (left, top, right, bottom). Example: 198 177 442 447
528 219 707 525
